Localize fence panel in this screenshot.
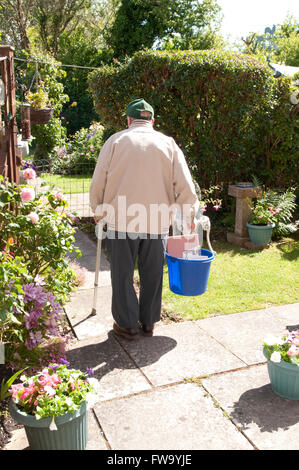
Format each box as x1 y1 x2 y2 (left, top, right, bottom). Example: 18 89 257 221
21 160 95 218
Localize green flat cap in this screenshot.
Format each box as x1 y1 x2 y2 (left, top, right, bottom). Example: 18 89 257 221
125 98 154 120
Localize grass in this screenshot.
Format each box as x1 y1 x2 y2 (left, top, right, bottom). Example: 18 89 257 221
161 237 299 321
40 173 92 194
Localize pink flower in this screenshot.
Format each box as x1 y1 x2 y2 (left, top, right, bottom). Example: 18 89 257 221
20 187 35 202
23 168 36 180
287 345 298 356
213 204 221 211
28 212 39 224
55 192 64 200
89 145 95 152
258 215 263 218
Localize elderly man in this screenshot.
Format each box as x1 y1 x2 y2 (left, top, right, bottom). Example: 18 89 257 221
90 98 198 340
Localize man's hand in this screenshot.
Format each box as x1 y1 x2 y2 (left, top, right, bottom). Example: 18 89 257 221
94 216 101 224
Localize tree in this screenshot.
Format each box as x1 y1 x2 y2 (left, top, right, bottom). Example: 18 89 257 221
0 0 33 49
32 0 92 55
106 0 222 58
238 16 299 67
160 0 222 50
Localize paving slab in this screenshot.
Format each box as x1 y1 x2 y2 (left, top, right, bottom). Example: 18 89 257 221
67 332 152 401
120 321 246 387
197 303 299 366
64 286 113 339
93 382 253 450
202 364 299 450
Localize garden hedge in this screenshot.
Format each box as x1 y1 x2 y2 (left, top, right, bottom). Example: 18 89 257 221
88 49 298 189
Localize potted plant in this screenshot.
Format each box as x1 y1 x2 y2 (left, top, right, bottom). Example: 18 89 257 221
246 183 297 246
246 199 276 246
25 82 54 124
263 331 299 400
8 363 99 450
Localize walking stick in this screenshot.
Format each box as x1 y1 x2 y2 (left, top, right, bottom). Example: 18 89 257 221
90 222 103 316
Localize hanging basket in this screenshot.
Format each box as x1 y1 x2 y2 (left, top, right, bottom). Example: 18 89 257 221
30 106 54 124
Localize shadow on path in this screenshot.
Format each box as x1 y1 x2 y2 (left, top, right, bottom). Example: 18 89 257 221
231 383 299 433
67 330 177 383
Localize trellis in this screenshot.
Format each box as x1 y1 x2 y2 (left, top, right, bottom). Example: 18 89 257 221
0 45 20 184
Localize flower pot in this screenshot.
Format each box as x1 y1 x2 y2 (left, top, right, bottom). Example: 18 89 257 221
30 107 54 124
263 349 299 400
246 222 275 246
9 400 88 450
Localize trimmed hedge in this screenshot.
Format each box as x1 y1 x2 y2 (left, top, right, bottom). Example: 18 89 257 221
88 49 298 188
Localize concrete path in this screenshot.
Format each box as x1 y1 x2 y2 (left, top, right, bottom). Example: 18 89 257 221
4 229 299 451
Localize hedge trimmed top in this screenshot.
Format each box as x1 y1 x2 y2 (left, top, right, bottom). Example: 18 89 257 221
88 49 297 188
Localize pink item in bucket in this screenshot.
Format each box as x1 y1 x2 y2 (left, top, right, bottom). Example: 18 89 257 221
167 234 200 259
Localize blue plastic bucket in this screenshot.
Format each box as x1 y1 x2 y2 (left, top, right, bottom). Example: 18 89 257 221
165 248 214 296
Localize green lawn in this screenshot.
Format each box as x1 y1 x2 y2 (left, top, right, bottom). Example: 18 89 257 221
161 238 299 320
40 173 92 194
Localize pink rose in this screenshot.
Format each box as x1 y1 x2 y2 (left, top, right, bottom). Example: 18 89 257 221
55 192 64 200
28 212 39 224
23 168 36 180
20 187 35 202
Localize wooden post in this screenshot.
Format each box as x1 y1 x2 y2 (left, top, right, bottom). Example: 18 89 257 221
0 45 21 184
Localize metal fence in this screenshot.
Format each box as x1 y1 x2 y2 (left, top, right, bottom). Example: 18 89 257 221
21 160 96 218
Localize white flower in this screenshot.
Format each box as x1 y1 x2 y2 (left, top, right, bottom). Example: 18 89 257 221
270 351 281 363
264 334 283 346
44 385 56 396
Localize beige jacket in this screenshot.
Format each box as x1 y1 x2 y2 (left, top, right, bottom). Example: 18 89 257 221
89 120 199 234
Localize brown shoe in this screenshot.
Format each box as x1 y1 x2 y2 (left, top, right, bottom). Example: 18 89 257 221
141 324 154 337
113 322 139 341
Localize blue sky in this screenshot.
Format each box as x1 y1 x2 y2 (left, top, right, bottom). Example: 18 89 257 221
218 0 299 43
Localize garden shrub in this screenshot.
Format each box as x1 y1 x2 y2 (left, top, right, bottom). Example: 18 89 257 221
88 49 298 189
50 122 104 175
0 174 81 370
0 251 70 371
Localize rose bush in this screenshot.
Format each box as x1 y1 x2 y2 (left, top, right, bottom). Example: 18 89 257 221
0 174 82 371
0 175 80 281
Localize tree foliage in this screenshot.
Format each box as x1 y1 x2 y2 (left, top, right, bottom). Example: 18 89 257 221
239 15 299 67
106 0 222 57
32 0 92 54
0 0 32 49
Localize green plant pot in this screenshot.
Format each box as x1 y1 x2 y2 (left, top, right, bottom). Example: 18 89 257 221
263 349 299 400
9 400 88 450
246 222 275 246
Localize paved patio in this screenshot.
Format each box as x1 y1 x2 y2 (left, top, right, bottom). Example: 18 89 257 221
4 229 299 451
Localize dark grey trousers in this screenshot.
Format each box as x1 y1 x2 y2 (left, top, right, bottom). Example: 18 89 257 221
106 232 166 329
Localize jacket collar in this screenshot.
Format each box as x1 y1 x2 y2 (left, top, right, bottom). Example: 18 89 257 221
129 119 154 129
